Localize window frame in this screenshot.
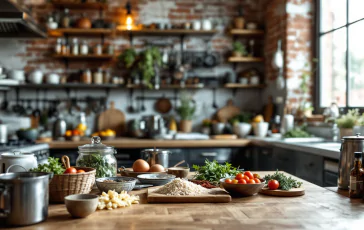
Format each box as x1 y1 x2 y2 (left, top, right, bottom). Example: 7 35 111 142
315 0 364 112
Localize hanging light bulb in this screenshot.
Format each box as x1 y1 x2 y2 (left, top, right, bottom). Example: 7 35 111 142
125 1 133 30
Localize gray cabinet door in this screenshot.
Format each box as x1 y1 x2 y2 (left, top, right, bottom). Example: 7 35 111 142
295 152 323 186
273 148 296 175
256 147 275 171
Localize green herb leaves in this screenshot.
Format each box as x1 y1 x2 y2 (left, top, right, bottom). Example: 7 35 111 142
77 153 116 178
30 157 65 175
263 170 303 191
193 160 240 185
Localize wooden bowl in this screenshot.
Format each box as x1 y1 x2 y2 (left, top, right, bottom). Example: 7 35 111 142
64 194 98 218
167 167 190 178
220 178 265 196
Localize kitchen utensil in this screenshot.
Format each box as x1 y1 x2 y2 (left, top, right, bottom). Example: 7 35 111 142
252 122 269 137
128 119 146 138
211 134 238 140
173 160 185 167
127 90 135 113
143 115 167 138
64 194 99 218
76 137 117 178
212 88 218 109
119 167 167 178
28 70 43 84
233 123 252 138
212 122 225 135
167 167 190 178
16 128 38 142
220 178 265 196
204 42 219 67
0 172 50 226
25 100 33 116
133 184 154 190
32 90 41 117
338 133 364 190
217 99 240 123
0 151 37 173
272 39 284 70
96 176 137 193
259 187 305 197
142 148 170 168
137 173 175 186
98 101 125 136
147 187 231 203
155 96 172 114
53 114 66 140
0 124 7 144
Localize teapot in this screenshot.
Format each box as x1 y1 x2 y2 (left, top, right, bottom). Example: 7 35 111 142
0 151 38 173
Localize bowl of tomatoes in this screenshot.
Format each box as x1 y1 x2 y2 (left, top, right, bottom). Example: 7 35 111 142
220 171 265 196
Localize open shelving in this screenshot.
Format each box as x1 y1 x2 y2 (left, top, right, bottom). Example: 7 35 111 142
52 54 115 60
230 29 264 36
48 28 114 37
228 57 264 62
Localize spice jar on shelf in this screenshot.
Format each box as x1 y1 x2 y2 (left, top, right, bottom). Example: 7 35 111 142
80 40 89 55
61 39 69 55
94 44 103 55
55 38 62 54
93 68 103 84
82 69 92 84
61 8 70 28
72 38 79 56
103 69 111 84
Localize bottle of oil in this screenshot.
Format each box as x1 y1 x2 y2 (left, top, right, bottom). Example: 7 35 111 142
349 152 363 198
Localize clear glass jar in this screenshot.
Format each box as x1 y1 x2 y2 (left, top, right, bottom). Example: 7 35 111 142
76 136 117 178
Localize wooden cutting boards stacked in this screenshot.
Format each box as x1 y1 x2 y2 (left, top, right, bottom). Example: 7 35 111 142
216 99 240 123
98 101 125 136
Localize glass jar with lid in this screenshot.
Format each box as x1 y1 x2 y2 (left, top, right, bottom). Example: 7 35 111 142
76 136 117 178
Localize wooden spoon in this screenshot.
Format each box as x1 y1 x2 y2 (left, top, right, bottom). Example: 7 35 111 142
62 155 71 169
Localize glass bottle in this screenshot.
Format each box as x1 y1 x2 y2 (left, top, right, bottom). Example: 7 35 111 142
94 44 103 55
80 40 89 55
82 69 92 84
61 8 70 28
349 152 363 198
72 38 79 56
93 68 103 84
61 39 69 55
55 38 62 54
103 69 111 84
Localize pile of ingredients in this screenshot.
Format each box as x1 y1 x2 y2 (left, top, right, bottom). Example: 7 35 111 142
264 170 303 190
189 180 218 189
154 178 208 196
98 190 139 210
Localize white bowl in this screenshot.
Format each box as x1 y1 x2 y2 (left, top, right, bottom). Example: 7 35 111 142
233 123 252 138
253 122 269 137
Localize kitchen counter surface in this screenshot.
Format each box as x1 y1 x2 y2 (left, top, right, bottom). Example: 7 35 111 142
39 138 252 149
3 171 361 230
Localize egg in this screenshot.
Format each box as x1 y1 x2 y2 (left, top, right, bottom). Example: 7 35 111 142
132 159 150 172
149 164 165 172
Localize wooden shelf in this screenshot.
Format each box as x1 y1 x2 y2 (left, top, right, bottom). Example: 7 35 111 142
118 28 218 36
48 28 114 37
16 83 120 89
224 83 265 89
51 1 108 9
52 54 114 60
230 29 264 36
126 84 205 89
228 57 264 62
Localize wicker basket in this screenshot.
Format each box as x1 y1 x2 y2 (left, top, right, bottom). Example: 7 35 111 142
49 156 96 203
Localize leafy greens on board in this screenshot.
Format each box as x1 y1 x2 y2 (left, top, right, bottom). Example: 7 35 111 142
263 170 303 190
30 157 65 175
193 159 240 185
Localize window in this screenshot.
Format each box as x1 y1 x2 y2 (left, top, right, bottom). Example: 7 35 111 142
318 0 364 108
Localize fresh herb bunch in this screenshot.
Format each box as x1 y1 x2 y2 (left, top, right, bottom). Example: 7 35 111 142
336 109 360 128
77 153 116 178
283 126 312 138
29 157 65 175
263 170 303 191
193 159 240 185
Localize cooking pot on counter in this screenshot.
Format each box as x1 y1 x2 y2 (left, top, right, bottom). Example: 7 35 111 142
0 152 38 173
142 149 170 168
0 172 50 226
338 133 364 190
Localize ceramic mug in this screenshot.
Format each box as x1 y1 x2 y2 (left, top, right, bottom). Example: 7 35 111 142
253 122 269 138
193 21 201 30
29 70 43 84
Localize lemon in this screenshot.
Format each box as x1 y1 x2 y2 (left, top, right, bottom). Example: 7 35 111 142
77 123 87 132
253 115 264 123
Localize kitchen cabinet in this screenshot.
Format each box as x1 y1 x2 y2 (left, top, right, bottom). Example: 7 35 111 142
255 146 275 171
295 152 323 186
273 147 296 175
231 147 254 170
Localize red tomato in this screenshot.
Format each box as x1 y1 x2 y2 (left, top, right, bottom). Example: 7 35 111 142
231 179 238 184
243 175 250 181
248 179 256 184
225 178 232 184
238 179 247 184
254 178 261 183
244 171 254 179
268 179 280 190
77 169 85 173
235 173 244 180
64 167 77 174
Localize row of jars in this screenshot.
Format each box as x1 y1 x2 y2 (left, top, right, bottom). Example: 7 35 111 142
81 68 124 85
55 38 114 56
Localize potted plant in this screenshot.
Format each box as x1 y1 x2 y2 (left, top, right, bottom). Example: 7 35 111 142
176 93 196 133
232 41 247 57
118 48 137 69
230 113 252 138
336 109 359 138
354 112 364 135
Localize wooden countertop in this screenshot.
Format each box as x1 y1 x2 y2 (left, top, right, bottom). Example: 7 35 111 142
40 138 251 149
3 172 360 230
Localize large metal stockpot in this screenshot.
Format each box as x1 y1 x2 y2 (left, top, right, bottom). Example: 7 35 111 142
142 149 170 168
0 172 50 226
338 133 364 190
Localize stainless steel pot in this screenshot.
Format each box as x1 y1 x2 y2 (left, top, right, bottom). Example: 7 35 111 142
142 149 170 168
0 124 7 144
0 172 50 226
338 133 364 189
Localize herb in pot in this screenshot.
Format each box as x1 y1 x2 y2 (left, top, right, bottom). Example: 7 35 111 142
29 157 65 175
77 153 116 178
263 170 302 191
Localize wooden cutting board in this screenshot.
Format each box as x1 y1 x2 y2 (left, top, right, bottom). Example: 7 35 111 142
98 101 125 136
147 187 231 203
217 99 240 123
211 134 238 140
259 187 305 197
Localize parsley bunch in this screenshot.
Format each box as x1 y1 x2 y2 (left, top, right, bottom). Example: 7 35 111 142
263 170 303 190
30 157 65 175
193 160 240 185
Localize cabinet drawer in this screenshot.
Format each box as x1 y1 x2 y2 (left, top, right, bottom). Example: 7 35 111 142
324 171 338 187
296 153 323 186
273 149 296 174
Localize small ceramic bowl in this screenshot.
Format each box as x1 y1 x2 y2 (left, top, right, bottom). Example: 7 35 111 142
137 174 175 186
96 176 137 193
220 178 266 196
64 194 99 218
167 167 190 178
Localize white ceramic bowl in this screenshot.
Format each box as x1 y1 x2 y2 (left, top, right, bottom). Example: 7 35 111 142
253 122 269 137
233 123 252 138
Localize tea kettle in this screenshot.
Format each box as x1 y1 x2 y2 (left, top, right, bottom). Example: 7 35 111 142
0 151 38 173
338 133 364 189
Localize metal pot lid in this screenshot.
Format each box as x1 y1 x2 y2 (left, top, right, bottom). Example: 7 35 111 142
0 172 50 183
1 151 34 158
78 136 114 153
342 133 364 140
141 148 170 154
